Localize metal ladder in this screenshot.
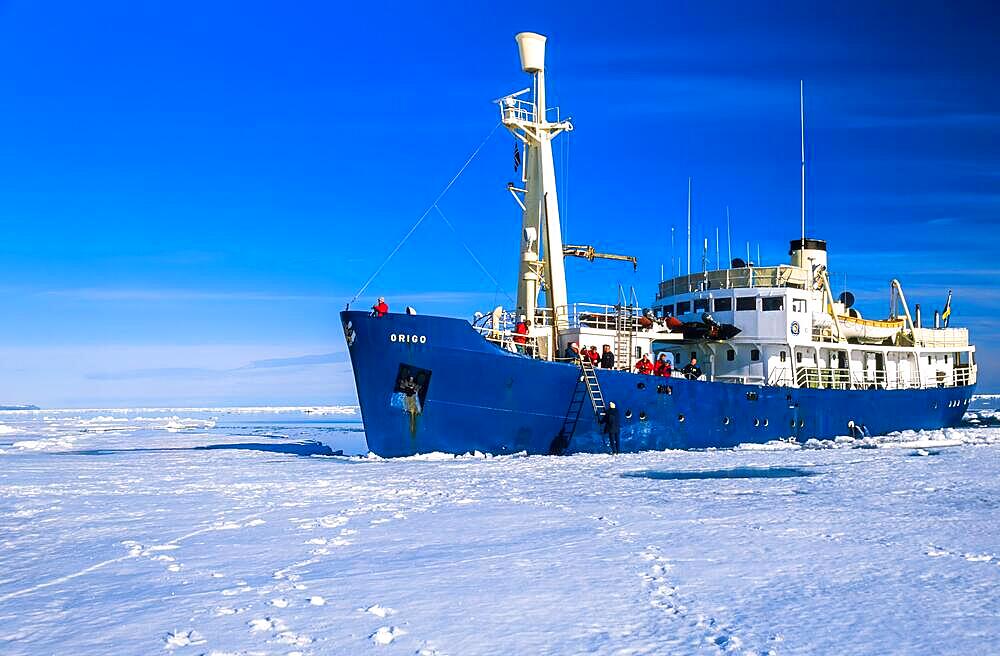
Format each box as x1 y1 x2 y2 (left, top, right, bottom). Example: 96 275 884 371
612 284 639 370
551 359 610 454
580 359 607 422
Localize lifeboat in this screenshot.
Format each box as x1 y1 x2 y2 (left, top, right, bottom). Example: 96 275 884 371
837 313 904 344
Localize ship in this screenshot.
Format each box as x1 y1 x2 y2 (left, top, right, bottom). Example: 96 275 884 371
342 32 977 457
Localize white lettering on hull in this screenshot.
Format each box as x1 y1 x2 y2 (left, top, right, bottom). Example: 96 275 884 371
390 334 427 344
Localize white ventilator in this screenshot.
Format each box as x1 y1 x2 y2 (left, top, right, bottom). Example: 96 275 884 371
500 32 574 333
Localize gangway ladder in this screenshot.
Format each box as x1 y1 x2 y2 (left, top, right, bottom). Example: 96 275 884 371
580 359 608 425
551 359 610 454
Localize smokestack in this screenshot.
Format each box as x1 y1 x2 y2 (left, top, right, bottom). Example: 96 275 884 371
934 310 940 329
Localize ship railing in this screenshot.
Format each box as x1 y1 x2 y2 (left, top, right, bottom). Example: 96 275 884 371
795 367 853 390
910 327 970 348
531 303 645 331
715 373 766 385
656 265 814 299
500 96 535 124
953 365 973 387
793 366 943 391
811 326 838 343
767 367 793 386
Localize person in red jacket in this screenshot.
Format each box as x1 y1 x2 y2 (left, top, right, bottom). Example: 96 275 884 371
653 353 673 377
513 316 528 354
588 346 600 366
372 297 389 317
634 353 654 374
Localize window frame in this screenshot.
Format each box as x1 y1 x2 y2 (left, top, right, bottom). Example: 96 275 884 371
762 297 784 312
713 297 733 312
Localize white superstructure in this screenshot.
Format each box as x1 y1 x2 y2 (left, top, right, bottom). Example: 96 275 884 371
475 32 976 397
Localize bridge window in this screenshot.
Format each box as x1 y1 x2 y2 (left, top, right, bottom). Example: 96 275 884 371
736 296 757 311
780 351 787 362
694 299 709 312
792 298 807 313
662 304 674 316
727 349 735 361
762 297 784 311
751 349 760 361
676 301 691 314
796 352 803 363
713 297 732 312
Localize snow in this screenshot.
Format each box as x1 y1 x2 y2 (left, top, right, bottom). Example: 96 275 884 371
1 401 999 655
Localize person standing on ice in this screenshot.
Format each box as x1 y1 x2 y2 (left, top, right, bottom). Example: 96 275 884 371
604 401 621 454
372 296 389 317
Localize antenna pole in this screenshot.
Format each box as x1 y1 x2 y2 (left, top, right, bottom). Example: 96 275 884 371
800 80 806 252
670 226 675 279
686 177 692 277
716 227 720 270
726 206 732 267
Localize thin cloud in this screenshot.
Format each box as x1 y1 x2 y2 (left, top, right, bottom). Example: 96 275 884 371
88 351 347 380
44 288 340 302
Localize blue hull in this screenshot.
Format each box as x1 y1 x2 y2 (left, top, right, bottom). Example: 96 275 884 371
342 311 974 457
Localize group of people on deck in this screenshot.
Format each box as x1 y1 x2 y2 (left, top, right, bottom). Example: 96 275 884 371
635 353 703 380
563 342 616 369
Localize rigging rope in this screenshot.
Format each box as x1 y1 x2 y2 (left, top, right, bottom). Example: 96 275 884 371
348 122 503 307
433 205 515 305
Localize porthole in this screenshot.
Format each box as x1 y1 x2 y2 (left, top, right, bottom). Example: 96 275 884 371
625 409 633 419
637 382 646 390
666 385 673 395
790 419 796 429
723 417 731 425
754 418 760 427
746 391 759 401
799 419 805 428
678 414 685 423
763 419 769 427
639 411 647 421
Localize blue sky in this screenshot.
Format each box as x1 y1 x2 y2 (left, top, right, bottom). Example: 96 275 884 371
0 1 997 406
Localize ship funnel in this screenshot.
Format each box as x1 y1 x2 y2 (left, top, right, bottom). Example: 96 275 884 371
515 32 546 73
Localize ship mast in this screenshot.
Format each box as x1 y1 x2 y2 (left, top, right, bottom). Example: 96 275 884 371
500 32 574 332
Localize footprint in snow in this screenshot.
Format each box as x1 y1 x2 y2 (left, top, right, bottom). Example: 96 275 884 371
248 617 286 633
270 597 289 608
370 626 406 645
363 604 396 618
163 629 205 649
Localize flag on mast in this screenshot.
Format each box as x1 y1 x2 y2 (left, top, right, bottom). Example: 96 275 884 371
513 141 522 172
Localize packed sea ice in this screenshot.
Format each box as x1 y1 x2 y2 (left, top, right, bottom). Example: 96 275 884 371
1 400 998 655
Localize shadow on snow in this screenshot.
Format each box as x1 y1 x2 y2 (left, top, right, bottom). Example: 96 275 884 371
622 466 819 480
57 441 340 458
